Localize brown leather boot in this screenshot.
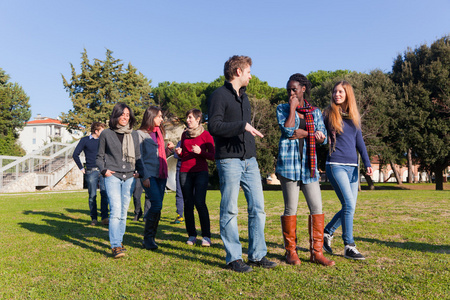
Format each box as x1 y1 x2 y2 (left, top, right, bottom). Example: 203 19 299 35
309 214 335 266
281 215 301 265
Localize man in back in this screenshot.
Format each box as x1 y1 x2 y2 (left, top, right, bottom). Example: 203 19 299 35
207 55 277 273
73 122 109 226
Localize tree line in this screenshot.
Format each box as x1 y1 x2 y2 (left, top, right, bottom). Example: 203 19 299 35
1 36 448 190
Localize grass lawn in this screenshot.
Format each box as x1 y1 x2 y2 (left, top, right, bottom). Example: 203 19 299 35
0 185 449 299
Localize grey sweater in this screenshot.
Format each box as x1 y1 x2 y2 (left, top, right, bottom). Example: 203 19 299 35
96 128 144 180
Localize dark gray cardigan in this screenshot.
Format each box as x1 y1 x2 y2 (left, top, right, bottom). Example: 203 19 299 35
96 128 144 180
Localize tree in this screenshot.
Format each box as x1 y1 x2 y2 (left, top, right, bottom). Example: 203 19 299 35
307 70 352 89
391 36 450 190
246 77 285 177
0 68 31 156
152 81 208 121
61 49 153 132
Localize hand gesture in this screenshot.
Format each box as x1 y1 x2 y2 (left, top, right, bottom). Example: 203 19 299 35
314 131 325 143
289 95 300 108
192 144 201 154
289 128 308 140
245 123 264 138
143 178 151 188
104 170 115 177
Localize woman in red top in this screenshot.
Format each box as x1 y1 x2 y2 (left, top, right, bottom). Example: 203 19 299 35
175 109 215 247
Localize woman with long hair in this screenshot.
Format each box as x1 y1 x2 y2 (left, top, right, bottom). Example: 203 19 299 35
276 73 335 266
175 109 215 247
96 102 144 258
322 81 373 260
138 106 174 250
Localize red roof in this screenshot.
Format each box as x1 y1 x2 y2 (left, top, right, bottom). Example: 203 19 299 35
27 118 64 125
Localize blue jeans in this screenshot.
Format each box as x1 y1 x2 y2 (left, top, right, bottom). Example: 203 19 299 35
180 171 210 238
216 157 267 264
142 177 167 216
324 164 359 245
104 175 135 248
85 169 109 220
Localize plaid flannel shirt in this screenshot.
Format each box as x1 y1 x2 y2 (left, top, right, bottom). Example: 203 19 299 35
275 103 327 183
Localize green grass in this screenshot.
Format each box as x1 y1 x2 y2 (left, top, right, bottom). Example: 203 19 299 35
0 187 449 299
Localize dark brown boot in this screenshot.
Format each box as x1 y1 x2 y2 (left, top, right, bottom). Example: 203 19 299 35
309 214 335 266
281 215 301 265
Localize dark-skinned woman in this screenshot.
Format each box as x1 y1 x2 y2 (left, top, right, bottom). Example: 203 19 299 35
275 73 335 266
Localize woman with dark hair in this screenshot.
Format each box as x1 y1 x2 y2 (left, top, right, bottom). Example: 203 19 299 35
96 102 144 258
322 81 373 260
175 109 215 246
276 73 335 266
138 106 174 250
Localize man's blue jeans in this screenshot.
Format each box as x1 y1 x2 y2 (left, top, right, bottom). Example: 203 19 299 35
104 175 135 248
85 169 108 221
324 164 359 245
216 157 267 264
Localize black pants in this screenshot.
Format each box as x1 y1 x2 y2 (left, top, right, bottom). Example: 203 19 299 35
179 171 210 238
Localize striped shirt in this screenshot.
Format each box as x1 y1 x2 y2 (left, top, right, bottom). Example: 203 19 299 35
275 103 327 183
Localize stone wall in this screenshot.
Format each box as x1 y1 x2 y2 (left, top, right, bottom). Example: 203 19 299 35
0 173 37 193
49 166 83 191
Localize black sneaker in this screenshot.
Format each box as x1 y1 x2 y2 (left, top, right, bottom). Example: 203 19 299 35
344 245 365 260
248 257 277 269
228 259 253 273
323 233 334 254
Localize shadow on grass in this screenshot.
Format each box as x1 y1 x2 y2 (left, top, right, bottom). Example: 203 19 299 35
19 209 283 267
20 210 110 256
355 236 450 254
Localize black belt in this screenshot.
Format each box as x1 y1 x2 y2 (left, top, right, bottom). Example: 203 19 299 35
86 167 99 171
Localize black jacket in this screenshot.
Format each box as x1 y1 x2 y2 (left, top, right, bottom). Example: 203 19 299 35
207 81 257 159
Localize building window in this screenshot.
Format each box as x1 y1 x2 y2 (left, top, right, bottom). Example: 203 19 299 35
33 127 36 133
33 138 36 144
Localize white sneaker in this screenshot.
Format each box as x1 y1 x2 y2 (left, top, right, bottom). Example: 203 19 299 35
186 236 197 245
201 237 211 247
323 233 334 254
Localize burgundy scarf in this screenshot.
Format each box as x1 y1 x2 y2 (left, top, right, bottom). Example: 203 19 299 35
296 99 316 178
152 127 168 179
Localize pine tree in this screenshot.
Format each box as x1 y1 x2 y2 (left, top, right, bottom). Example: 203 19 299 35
61 49 152 132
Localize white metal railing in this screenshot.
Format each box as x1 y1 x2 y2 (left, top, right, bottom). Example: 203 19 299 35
0 142 81 190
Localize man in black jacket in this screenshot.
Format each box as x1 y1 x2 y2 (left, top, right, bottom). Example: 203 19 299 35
207 55 277 273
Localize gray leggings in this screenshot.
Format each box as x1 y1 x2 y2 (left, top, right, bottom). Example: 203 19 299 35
279 174 322 216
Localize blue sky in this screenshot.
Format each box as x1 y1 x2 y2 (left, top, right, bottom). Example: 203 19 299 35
1 0 449 119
